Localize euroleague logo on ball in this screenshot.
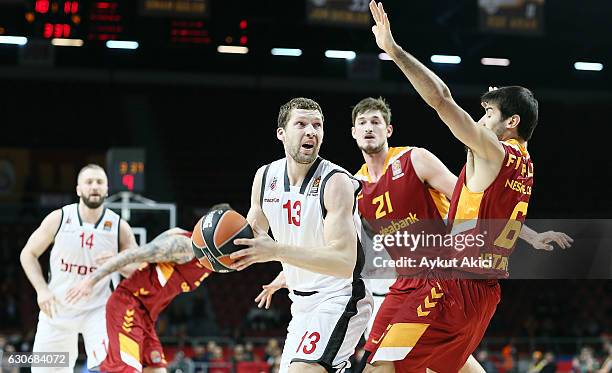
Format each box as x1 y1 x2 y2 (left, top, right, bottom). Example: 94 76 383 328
202 210 215 229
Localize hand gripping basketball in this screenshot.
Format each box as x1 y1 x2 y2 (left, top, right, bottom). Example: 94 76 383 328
230 221 280 271
191 206 254 273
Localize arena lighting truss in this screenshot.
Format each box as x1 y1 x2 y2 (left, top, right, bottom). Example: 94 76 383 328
481 57 511 66
325 49 356 60
0 35 606 73
271 48 302 57
574 62 604 71
106 40 139 49
51 38 83 47
0 35 28 45
430 54 461 64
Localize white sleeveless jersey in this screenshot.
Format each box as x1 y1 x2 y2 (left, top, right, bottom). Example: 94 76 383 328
49 203 121 314
260 157 364 294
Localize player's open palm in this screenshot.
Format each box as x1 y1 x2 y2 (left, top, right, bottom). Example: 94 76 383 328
255 272 287 309
531 231 573 251
37 287 58 318
369 0 396 53
65 278 94 304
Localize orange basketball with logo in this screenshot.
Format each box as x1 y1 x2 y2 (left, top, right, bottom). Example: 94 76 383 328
191 207 254 273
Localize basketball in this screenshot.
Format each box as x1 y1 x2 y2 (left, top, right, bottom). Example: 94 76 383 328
191 206 254 273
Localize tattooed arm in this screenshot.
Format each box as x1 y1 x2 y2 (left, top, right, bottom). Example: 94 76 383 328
65 229 195 303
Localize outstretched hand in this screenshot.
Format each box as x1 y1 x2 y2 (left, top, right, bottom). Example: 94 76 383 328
530 231 573 251
254 273 287 309
37 288 58 318
65 278 94 304
369 0 397 54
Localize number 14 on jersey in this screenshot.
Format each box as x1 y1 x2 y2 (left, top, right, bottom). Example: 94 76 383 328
79 232 94 249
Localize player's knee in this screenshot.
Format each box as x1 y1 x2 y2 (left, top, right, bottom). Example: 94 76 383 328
288 362 327 373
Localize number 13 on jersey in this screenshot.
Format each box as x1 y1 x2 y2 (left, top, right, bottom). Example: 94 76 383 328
283 199 302 226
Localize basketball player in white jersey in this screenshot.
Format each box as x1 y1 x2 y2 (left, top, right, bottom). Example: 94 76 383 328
230 97 374 373
20 164 138 372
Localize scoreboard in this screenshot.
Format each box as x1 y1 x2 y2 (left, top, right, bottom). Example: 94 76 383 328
0 0 373 56
88 1 125 41
107 148 146 193
26 0 82 39
0 0 240 46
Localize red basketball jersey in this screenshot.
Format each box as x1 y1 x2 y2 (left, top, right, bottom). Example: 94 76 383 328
356 147 449 286
447 139 534 277
117 232 212 321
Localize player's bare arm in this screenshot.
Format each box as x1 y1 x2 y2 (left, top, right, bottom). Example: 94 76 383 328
246 165 271 232
86 220 141 277
231 172 357 278
369 1 504 163
65 230 193 303
114 219 141 277
20 209 62 318
410 147 457 199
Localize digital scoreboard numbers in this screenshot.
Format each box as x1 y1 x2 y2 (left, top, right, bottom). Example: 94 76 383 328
138 0 212 45
25 0 82 39
306 0 371 28
88 1 125 41
106 148 146 193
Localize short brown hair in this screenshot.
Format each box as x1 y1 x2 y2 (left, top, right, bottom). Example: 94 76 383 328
352 97 391 127
77 164 106 181
277 97 324 128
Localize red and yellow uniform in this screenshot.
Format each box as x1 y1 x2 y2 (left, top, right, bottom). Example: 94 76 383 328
447 139 533 277
101 232 212 373
355 146 449 355
369 140 533 373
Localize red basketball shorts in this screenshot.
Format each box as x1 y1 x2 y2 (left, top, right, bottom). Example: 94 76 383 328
367 278 500 373
101 288 167 373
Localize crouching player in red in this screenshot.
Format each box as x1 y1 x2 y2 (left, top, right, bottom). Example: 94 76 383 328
66 228 211 372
